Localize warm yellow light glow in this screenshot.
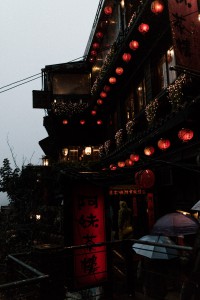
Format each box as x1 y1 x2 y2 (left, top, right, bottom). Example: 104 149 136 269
42 157 49 166
120 0 125 9
36 214 41 220
62 148 68 156
92 66 101 72
85 146 92 155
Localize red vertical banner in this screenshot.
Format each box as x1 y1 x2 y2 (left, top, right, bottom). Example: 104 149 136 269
147 193 154 230
72 183 107 289
168 0 200 72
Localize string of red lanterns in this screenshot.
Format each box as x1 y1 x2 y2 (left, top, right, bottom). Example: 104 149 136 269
101 126 194 178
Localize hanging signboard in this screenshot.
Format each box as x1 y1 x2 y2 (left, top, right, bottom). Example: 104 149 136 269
168 0 200 72
109 184 146 195
72 183 107 289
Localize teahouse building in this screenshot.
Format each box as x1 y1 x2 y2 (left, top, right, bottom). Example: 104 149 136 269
33 0 200 293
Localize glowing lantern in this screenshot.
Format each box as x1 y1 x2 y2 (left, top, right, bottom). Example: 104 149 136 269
151 0 164 14
104 85 111 92
110 164 117 170
91 110 96 116
100 91 107 98
118 161 125 168
104 6 112 15
125 159 134 166
97 120 103 125
130 153 140 162
138 23 150 34
178 128 194 142
97 99 103 105
144 146 155 156
109 77 117 84
157 138 171 150
80 120 85 125
62 119 68 125
92 42 100 49
62 148 68 156
129 40 139 51
96 31 104 39
91 50 97 56
85 147 92 155
115 67 124 75
122 53 132 62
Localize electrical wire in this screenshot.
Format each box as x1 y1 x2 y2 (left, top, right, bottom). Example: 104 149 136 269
0 76 42 94
0 72 41 90
0 45 111 94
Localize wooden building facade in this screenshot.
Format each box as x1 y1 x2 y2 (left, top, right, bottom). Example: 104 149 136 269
32 0 200 293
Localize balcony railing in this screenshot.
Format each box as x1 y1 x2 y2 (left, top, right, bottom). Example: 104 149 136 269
0 239 195 300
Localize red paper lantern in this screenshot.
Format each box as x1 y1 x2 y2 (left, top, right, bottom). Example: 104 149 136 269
138 23 150 34
62 119 68 125
178 128 194 142
100 91 107 98
135 169 155 189
140 169 155 189
104 85 111 92
97 99 103 105
129 40 139 51
91 110 97 116
118 161 125 168
151 0 164 14
157 138 171 150
92 42 100 49
80 120 85 125
115 67 124 75
110 164 117 170
97 120 103 125
130 153 140 162
109 77 117 84
144 146 155 156
91 50 97 57
125 159 134 166
104 6 112 15
122 53 132 62
96 31 104 39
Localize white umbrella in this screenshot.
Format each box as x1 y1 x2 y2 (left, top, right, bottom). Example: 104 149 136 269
132 235 178 260
191 200 200 211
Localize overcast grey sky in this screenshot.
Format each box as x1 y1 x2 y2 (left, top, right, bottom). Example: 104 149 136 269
0 0 99 204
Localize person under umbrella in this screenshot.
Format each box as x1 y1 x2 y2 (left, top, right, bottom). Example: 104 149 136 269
133 235 178 299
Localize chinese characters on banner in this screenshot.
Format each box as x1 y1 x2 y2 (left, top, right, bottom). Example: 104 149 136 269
168 0 200 72
72 183 107 289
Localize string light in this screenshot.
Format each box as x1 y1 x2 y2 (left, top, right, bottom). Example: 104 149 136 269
52 100 88 116
145 99 159 123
